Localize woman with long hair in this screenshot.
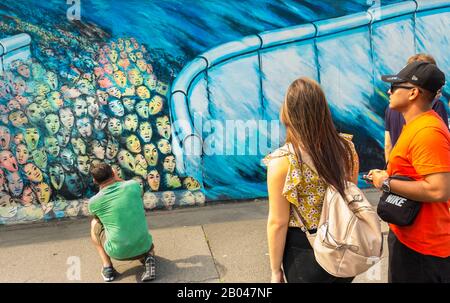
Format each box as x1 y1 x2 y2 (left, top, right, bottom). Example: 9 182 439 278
264 77 359 283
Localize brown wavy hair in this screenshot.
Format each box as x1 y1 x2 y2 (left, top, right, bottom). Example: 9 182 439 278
280 77 354 198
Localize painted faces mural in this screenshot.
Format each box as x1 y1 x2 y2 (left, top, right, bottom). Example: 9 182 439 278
0 7 206 225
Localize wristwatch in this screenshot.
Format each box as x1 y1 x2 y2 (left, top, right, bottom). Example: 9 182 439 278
381 178 391 193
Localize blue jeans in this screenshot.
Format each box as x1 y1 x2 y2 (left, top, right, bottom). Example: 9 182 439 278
283 227 354 283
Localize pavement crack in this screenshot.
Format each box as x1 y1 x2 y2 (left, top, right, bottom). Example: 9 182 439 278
201 225 221 281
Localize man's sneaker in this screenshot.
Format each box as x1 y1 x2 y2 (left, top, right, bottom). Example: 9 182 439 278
101 266 116 282
141 255 156 282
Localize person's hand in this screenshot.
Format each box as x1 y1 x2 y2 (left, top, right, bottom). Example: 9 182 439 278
369 169 389 189
271 269 285 283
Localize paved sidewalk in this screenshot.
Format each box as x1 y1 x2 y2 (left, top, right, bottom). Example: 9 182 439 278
0 189 388 283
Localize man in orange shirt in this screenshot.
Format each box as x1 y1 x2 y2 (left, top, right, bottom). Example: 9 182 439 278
370 61 450 283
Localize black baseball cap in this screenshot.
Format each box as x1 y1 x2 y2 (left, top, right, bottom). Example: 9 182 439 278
381 61 445 93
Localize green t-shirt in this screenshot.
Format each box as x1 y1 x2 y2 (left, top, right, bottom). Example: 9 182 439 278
88 180 152 260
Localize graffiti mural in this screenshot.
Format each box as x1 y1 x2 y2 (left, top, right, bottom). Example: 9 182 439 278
1 0 449 224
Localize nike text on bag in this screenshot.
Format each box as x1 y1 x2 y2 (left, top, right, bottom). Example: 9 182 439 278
377 175 422 226
293 182 384 278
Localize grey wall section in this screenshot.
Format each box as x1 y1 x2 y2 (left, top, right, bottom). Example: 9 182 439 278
170 1 450 200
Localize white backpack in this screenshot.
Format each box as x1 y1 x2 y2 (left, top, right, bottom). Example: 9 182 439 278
293 182 384 277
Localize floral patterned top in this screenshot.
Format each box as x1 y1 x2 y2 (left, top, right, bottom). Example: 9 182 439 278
263 134 358 231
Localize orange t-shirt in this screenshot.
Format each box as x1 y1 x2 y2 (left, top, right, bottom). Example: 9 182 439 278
387 110 450 258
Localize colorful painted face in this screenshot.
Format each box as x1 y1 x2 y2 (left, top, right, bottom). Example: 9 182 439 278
134 154 147 177
180 191 196 206
143 192 158 210
162 191 176 209
15 95 30 107
135 100 149 119
157 139 172 155
94 113 108 130
183 177 201 191
163 155 176 173
44 114 60 135
194 191 206 204
35 83 50 96
144 143 158 166
0 151 19 172
92 140 106 160
59 107 75 129
122 97 136 112
26 103 46 124
8 99 21 111
9 110 28 127
24 128 40 150
74 98 87 117
145 74 157 90
17 64 31 78
96 90 109 105
44 137 60 157
14 79 27 95
149 95 164 115
0 194 17 218
138 122 152 143
111 164 124 179
49 164 64 190
122 86 136 97
146 169 160 191
6 172 23 197
35 182 51 204
107 117 123 137
107 87 122 99
86 96 99 118
108 99 125 117
24 163 43 183
77 79 95 95
45 71 58 90
70 137 86 155
31 148 48 170
56 128 71 147
64 171 84 198
128 69 143 86
105 138 119 159
77 155 91 176
48 91 63 110
15 144 29 165
0 126 11 150
125 134 141 153
76 117 92 138
31 62 45 79
35 94 53 113
123 113 138 132
113 70 127 87
60 149 75 169
22 187 37 206
108 49 118 62
156 115 171 139
128 52 137 63
136 59 148 72
165 173 182 189
156 81 169 96
136 85 151 100
65 201 80 217
117 149 135 172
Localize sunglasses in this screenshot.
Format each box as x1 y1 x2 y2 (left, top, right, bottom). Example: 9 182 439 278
390 84 421 94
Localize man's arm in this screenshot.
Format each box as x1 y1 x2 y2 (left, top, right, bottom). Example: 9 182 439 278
384 131 392 163
372 170 450 202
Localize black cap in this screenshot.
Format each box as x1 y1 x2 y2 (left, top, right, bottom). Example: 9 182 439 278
381 61 445 93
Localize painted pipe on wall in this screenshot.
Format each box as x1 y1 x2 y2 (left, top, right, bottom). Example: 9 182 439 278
0 33 32 76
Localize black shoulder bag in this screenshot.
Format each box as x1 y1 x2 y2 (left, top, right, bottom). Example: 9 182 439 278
377 175 422 226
